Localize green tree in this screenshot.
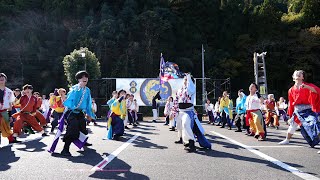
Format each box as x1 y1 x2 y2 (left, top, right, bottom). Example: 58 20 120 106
63 47 101 85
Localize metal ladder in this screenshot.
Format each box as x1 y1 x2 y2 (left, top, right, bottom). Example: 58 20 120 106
253 52 268 98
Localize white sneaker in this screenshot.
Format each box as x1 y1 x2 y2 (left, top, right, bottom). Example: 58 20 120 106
317 150 320 154
279 139 290 145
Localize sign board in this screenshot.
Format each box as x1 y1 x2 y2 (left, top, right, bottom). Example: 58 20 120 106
116 78 196 106
260 86 266 95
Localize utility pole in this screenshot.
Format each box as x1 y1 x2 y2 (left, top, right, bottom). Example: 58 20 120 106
202 44 206 112
81 51 86 71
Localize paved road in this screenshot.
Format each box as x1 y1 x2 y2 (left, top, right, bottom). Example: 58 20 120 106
0 118 319 180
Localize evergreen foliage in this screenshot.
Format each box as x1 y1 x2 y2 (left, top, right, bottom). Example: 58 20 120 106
0 0 319 98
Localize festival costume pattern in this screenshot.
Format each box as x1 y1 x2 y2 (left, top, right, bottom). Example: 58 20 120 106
0 87 16 142
286 83 320 147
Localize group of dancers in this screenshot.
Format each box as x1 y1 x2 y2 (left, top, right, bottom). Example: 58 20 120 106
1 69 319 156
201 70 320 153
0 71 97 156
0 74 48 146
106 73 212 152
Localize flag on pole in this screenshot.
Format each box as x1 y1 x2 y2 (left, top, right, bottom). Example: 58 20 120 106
159 54 166 84
160 54 184 84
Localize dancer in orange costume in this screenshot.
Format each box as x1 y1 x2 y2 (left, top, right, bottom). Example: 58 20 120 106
12 84 48 137
0 73 19 144
245 83 266 141
265 94 279 129
33 91 47 127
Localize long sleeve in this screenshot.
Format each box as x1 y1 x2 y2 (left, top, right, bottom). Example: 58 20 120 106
92 103 97 113
205 103 209 112
153 91 161 101
228 99 233 119
307 83 320 113
219 98 229 112
186 74 196 102
32 97 37 113
20 96 27 109
63 88 77 109
85 89 94 118
107 98 115 109
111 100 121 115
241 95 247 112
121 101 127 116
49 95 55 107
111 98 126 117
219 99 223 112
245 96 249 111
288 88 294 117
36 97 42 109
9 89 15 104
236 98 240 112
164 102 169 115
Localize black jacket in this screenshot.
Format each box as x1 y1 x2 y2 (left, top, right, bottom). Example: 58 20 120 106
152 91 161 109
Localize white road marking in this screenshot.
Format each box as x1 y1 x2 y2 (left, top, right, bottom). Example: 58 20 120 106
249 145 303 148
91 133 141 171
211 131 320 180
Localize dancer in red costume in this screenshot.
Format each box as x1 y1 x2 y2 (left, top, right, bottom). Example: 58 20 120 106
279 70 320 148
13 84 48 137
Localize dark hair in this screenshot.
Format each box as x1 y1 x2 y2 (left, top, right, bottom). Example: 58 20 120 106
33 92 40 96
14 88 21 91
238 89 244 93
75 71 89 80
23 84 33 90
251 83 258 90
0 73 7 80
118 89 126 97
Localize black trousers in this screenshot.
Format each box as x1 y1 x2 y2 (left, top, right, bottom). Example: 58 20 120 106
235 113 246 130
165 116 169 124
63 111 88 143
128 111 137 124
127 110 134 124
221 111 231 127
51 111 63 131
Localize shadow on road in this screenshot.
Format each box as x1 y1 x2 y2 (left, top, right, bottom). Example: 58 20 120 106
89 155 150 179
15 138 46 152
128 129 159 135
51 147 149 179
131 135 167 150
196 135 305 172
0 146 20 172
205 134 245 150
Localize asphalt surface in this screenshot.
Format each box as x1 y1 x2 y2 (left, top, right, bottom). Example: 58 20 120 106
0 118 319 180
